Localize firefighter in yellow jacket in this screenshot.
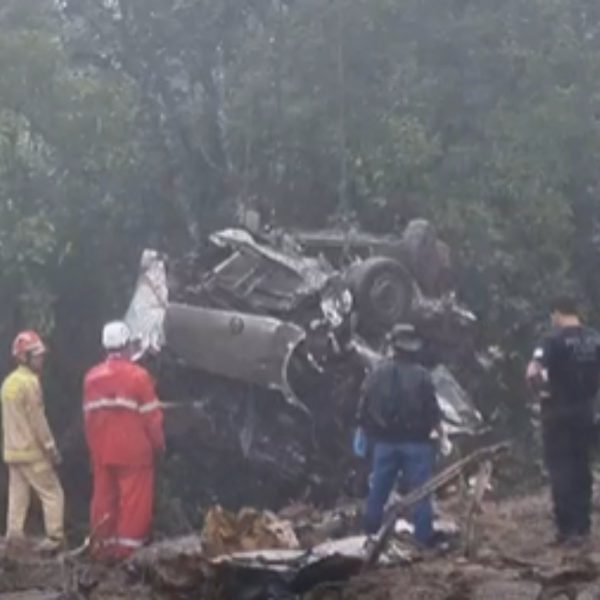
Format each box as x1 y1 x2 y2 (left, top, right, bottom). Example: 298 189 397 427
1 331 65 552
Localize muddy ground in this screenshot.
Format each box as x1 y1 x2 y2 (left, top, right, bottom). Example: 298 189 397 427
4 484 600 600
341 491 600 600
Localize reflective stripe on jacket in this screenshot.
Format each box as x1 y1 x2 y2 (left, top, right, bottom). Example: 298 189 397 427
83 356 164 467
1 366 57 464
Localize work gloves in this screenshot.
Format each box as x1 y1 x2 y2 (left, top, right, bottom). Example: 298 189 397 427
439 434 453 457
352 427 368 458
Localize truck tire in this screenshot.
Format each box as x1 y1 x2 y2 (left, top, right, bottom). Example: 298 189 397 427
347 257 414 335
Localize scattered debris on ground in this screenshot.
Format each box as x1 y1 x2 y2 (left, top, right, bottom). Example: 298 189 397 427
200 506 300 556
6 455 600 600
7 486 600 600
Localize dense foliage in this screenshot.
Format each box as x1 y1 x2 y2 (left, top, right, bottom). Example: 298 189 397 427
1 0 600 525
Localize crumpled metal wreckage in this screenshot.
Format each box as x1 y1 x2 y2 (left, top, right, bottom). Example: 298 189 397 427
132 502 462 599
133 525 413 599
124 221 484 505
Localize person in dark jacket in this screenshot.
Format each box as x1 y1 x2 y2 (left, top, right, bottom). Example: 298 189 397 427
526 296 600 544
359 324 445 546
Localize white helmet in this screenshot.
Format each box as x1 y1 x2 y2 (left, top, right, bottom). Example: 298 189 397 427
102 320 131 351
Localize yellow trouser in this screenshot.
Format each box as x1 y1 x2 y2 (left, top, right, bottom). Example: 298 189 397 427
6 461 65 540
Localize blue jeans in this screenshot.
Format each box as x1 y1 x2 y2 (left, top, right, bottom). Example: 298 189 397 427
364 441 435 544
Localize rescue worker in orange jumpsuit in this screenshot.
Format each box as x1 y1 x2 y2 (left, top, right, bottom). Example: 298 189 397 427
83 321 165 560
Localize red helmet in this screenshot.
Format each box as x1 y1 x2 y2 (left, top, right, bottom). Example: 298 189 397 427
12 330 46 362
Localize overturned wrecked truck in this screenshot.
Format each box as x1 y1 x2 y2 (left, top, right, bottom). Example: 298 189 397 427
124 221 483 508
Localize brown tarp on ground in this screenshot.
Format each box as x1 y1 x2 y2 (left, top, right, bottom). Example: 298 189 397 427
200 506 299 557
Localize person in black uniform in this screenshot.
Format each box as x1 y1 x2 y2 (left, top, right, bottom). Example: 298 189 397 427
526 296 600 544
